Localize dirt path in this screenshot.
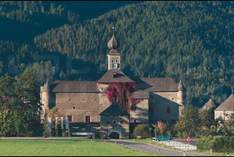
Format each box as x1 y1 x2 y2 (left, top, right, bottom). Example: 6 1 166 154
106 139 209 156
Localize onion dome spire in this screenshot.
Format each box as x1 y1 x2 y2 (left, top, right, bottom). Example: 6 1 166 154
107 34 118 49
107 26 118 49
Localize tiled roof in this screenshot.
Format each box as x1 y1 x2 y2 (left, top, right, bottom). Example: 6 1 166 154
140 77 179 92
108 49 120 55
131 77 179 98
98 69 134 83
100 102 129 116
215 94 234 111
52 81 99 93
200 99 215 111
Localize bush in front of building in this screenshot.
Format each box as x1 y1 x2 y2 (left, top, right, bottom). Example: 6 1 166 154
212 136 234 152
197 136 234 152
95 130 108 139
133 124 150 139
197 136 214 150
43 120 50 137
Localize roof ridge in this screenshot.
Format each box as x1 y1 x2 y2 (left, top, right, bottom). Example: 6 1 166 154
215 94 234 111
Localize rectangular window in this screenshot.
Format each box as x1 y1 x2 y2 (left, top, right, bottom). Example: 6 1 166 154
67 115 72 122
85 116 90 123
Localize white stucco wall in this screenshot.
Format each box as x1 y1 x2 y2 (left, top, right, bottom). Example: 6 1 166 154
215 110 234 121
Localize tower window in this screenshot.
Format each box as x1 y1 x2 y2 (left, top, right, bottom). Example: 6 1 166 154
72 106 75 110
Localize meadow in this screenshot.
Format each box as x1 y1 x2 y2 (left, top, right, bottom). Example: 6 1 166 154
0 139 154 156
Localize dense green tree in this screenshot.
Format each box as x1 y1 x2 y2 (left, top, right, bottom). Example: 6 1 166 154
199 109 215 136
0 69 41 136
175 105 201 137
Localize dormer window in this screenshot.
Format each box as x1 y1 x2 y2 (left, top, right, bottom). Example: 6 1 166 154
113 72 123 78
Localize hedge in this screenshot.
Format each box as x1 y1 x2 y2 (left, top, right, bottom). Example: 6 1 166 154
197 136 234 152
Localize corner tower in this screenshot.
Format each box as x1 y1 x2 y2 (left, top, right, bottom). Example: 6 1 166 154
40 80 49 121
107 35 121 70
177 80 185 116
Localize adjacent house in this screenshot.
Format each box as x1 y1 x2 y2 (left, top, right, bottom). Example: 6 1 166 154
199 98 215 112
215 93 234 121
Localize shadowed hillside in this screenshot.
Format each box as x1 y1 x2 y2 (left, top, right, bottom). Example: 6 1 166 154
34 1 234 106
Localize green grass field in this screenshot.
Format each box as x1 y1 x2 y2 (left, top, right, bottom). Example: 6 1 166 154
0 139 154 156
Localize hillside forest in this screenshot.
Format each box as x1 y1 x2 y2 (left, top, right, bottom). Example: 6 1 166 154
0 1 234 110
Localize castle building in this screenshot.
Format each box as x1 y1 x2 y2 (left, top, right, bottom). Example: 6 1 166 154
40 34 185 138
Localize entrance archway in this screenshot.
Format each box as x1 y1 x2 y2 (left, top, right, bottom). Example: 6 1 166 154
109 131 120 139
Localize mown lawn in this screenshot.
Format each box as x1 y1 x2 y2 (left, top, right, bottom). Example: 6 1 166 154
0 139 155 156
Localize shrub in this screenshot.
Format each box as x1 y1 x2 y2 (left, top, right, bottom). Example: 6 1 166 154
157 121 167 135
133 124 150 139
212 136 234 152
43 120 50 137
197 136 213 150
197 136 234 152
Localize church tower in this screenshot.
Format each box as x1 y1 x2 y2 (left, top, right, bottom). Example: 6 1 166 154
107 35 121 70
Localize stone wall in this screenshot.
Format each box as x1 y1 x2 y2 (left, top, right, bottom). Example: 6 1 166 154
56 92 108 123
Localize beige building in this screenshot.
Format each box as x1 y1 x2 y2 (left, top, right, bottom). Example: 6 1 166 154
40 34 185 138
215 93 234 120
